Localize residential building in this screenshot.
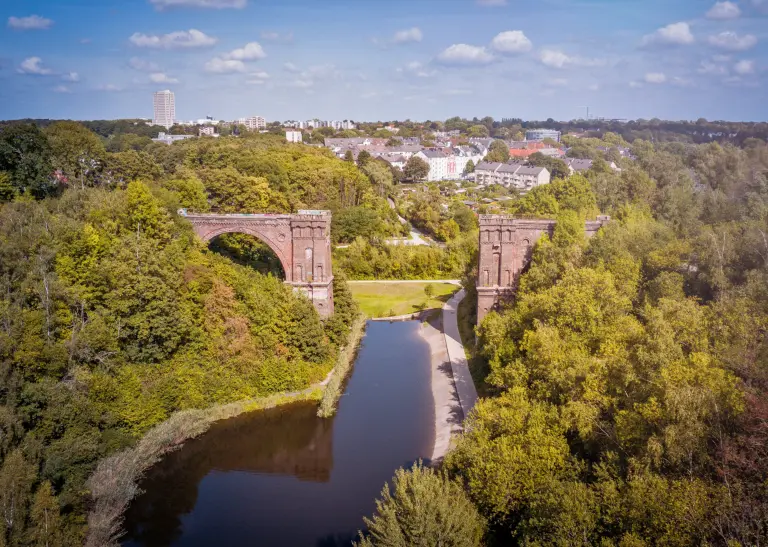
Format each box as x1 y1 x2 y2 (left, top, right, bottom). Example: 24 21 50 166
562 158 594 174
509 141 562 159
453 146 484 177
240 116 266 131
286 130 303 143
378 153 408 170
469 138 495 156
525 128 561 142
414 150 456 181
474 161 550 192
152 90 176 129
199 126 218 137
152 132 194 145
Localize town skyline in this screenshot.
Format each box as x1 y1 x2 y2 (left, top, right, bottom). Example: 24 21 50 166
2 0 767 122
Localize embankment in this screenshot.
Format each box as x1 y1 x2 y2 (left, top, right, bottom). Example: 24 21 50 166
317 314 367 418
85 389 322 547
419 289 479 463
86 316 366 547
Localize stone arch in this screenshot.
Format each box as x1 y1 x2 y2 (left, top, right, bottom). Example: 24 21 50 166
194 226 293 282
183 212 335 317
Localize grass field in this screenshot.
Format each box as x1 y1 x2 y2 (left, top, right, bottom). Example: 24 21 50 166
348 282 459 318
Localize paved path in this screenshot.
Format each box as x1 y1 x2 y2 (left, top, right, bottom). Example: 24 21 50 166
442 289 478 420
386 197 430 246
425 287 479 463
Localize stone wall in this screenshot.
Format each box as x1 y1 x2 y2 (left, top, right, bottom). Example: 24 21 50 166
184 211 334 317
476 215 610 323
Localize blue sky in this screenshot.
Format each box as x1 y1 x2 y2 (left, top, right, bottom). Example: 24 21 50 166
1 0 767 122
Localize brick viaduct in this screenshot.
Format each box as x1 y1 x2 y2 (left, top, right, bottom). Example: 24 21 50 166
181 210 334 318
477 215 611 323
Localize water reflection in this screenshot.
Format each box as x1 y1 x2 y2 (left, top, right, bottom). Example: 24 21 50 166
123 403 333 546
123 321 434 547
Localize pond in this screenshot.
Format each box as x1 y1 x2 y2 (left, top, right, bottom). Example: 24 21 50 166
122 320 435 547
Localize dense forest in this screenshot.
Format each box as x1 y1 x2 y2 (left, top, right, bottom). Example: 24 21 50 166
360 136 768 545
0 122 370 545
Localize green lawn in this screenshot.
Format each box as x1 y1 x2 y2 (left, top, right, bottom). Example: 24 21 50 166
348 282 459 318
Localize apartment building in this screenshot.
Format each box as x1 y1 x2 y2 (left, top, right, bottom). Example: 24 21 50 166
286 130 303 143
525 128 561 142
152 90 175 129
474 161 550 192
239 116 266 131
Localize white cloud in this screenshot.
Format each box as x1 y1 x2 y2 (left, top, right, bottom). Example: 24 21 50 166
301 64 339 80
671 76 693 87
289 79 314 89
62 72 79 82
477 0 507 5
18 57 53 75
204 58 246 73
644 72 667 84
538 49 605 69
399 61 437 78
97 84 122 92
53 85 71 93
539 49 570 68
222 42 266 61
436 44 494 65
247 71 270 84
392 27 423 44
149 0 246 10
706 1 741 19
260 31 292 42
698 59 728 75
708 31 757 51
491 30 533 54
150 72 179 83
734 59 755 75
284 62 300 73
8 15 53 30
129 29 217 49
641 22 695 47
129 57 161 71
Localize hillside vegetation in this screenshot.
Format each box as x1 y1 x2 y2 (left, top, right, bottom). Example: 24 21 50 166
362 136 768 546
0 123 367 545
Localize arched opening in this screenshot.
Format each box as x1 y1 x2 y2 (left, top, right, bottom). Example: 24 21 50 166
209 233 286 280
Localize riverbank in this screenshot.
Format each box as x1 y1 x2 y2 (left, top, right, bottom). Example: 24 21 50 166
421 288 479 463
317 314 367 417
85 317 364 547
85 388 323 547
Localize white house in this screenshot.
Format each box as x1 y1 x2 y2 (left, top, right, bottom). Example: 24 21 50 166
415 150 459 181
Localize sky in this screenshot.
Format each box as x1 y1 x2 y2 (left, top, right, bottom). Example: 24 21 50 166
1 0 767 123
